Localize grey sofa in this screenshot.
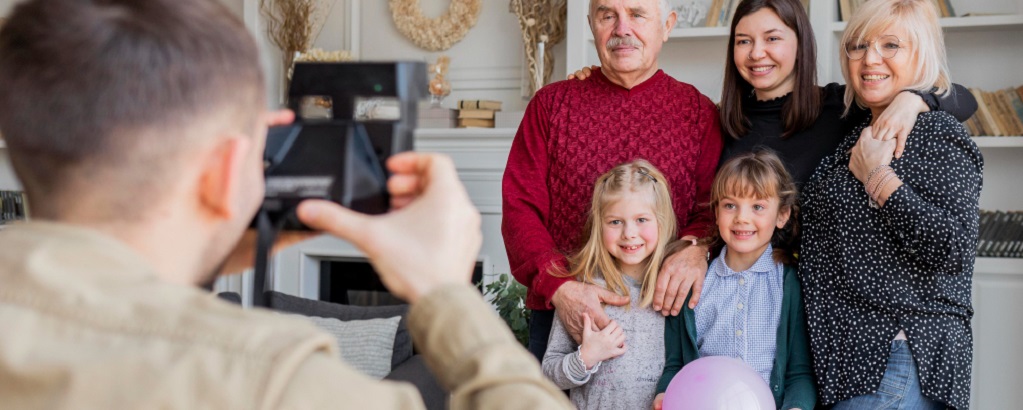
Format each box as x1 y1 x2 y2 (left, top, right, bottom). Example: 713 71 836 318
217 291 448 409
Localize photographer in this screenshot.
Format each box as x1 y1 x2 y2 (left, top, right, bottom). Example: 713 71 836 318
0 0 570 409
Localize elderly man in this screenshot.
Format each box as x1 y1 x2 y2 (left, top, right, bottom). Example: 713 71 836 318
0 0 572 408
502 0 723 361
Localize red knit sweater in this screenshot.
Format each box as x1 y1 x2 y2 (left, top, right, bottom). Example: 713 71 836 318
502 69 722 310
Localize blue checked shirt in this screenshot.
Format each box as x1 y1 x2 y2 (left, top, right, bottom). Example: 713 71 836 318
693 245 784 385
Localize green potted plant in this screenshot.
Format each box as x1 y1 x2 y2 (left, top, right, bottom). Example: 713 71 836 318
482 273 530 347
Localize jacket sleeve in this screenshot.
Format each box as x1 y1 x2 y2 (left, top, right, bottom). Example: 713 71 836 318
838 83 977 122
924 83 978 122
275 354 428 409
656 313 686 394
501 92 571 308
412 284 573 409
780 272 817 410
275 285 572 410
679 95 723 239
879 118 983 274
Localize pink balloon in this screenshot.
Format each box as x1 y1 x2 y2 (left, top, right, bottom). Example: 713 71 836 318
662 356 776 410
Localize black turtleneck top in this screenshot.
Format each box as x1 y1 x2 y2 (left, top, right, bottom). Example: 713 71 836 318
719 83 977 190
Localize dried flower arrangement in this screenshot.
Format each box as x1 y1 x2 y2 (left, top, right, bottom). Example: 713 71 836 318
389 0 481 52
510 0 567 97
260 0 334 76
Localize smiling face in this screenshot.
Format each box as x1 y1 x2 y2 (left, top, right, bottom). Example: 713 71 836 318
733 8 799 101
715 193 790 272
847 26 915 117
601 188 660 279
589 0 674 87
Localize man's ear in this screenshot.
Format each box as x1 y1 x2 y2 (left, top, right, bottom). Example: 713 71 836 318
197 135 252 220
663 11 677 41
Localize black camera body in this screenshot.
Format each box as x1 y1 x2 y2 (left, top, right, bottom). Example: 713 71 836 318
258 62 427 230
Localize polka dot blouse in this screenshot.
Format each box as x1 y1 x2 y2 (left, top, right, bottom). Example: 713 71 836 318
799 111 983 409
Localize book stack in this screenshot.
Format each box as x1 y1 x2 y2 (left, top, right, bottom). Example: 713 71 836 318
978 210 1023 258
457 100 502 128
0 190 27 225
963 86 1023 137
840 0 955 21
417 103 457 129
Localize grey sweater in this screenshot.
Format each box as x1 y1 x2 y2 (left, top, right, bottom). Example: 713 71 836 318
541 276 665 410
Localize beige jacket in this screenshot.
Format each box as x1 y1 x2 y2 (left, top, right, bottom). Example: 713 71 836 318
0 222 571 409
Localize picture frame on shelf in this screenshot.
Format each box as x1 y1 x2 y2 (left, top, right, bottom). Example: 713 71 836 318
671 0 713 29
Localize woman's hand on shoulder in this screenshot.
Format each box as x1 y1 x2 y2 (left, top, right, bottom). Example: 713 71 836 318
653 393 665 410
849 126 896 184
872 90 929 158
567 65 599 81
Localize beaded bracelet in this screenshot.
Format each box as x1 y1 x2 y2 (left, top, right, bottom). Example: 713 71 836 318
866 166 894 195
866 164 891 185
872 170 898 200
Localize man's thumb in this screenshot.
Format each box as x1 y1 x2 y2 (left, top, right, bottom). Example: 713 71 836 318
598 288 630 306
296 200 368 241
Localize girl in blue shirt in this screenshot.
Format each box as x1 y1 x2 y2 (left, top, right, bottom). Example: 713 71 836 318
653 150 815 410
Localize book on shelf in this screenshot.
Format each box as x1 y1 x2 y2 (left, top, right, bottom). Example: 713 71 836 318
0 190 27 225
705 0 723 27
457 118 495 128
964 86 1023 137
457 109 496 120
996 91 1023 135
967 88 1002 136
417 104 457 128
977 210 1023 258
458 100 502 110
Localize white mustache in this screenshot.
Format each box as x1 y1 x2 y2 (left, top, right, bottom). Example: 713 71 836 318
606 36 641 50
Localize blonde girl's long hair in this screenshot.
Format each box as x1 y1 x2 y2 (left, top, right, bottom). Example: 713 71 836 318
556 159 677 308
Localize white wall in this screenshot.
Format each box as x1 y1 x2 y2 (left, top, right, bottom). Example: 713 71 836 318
241 0 566 112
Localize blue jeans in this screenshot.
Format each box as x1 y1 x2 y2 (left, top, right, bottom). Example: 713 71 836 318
527 309 555 363
831 340 946 410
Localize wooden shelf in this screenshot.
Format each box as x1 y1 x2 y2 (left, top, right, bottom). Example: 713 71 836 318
975 257 1023 275
831 14 1023 33
972 137 1023 147
669 26 731 39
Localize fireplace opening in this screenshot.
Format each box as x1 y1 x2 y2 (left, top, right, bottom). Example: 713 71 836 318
319 259 484 306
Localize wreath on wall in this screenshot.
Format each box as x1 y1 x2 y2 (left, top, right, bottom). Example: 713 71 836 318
389 0 482 51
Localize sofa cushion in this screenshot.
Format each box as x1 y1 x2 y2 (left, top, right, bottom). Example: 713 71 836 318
266 290 412 370
300 315 401 379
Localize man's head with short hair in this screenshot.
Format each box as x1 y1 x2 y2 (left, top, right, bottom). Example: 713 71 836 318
0 0 264 221
587 0 676 88
0 0 270 285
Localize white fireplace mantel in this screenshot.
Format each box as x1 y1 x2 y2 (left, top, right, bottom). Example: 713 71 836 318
216 127 517 305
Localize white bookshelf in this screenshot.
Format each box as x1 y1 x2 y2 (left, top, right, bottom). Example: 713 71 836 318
976 257 1023 275
830 13 1023 32
973 136 1023 147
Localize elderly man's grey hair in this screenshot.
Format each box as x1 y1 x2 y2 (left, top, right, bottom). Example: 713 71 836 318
659 0 672 25
589 0 676 26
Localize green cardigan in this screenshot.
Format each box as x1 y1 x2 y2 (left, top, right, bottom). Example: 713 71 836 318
655 265 816 410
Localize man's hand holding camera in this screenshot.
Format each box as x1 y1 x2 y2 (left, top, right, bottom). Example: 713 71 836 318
298 152 481 303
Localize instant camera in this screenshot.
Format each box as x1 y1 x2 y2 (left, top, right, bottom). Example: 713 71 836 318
258 61 428 230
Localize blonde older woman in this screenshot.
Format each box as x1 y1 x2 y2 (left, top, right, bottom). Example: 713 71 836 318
798 0 982 409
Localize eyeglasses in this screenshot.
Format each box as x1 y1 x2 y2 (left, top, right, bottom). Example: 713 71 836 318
845 35 905 60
